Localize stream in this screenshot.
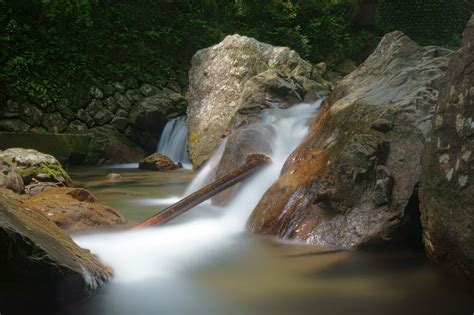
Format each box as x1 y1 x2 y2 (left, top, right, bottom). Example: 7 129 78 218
63 102 472 315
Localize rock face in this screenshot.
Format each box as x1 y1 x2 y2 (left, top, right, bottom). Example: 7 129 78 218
139 153 182 171
0 189 112 309
248 32 453 249
187 34 332 168
0 148 72 186
25 187 126 231
420 15 474 280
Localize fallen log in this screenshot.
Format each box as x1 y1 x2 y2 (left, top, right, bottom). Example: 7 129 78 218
132 153 272 229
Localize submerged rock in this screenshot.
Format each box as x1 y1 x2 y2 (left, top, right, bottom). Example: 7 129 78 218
420 15 474 281
187 34 332 168
248 31 453 249
0 148 72 186
25 187 126 231
139 153 182 171
0 189 112 309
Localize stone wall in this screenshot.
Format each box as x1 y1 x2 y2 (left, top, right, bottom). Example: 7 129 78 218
0 78 187 164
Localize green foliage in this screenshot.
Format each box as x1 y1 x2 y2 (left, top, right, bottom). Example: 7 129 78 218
0 0 381 107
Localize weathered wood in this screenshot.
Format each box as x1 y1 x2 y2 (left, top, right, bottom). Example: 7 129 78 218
132 154 271 229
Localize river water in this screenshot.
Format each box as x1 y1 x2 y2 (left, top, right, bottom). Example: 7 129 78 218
64 101 472 315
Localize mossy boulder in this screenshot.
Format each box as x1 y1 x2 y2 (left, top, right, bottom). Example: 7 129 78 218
0 148 72 186
0 189 112 311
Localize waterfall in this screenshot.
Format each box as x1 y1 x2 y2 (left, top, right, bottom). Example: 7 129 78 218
157 116 191 168
74 99 323 283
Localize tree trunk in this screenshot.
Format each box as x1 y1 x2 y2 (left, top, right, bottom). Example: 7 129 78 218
132 154 271 229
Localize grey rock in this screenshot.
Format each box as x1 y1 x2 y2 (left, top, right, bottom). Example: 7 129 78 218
56 98 76 121
42 112 68 133
125 89 143 102
94 110 114 125
4 100 19 118
67 120 88 133
113 82 126 93
114 92 131 111
19 103 44 126
248 31 453 249
139 83 160 97
77 109 95 127
86 99 105 117
420 15 474 281
111 116 128 131
0 119 30 132
90 86 104 99
103 96 118 113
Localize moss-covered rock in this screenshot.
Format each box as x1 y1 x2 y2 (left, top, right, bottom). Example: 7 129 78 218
0 148 71 186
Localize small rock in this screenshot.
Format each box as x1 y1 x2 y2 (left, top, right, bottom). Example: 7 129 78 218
90 86 104 99
77 108 95 127
139 153 182 171
371 118 394 132
113 82 126 93
105 173 124 183
86 99 105 117
140 83 160 97
67 120 88 133
111 116 128 130
0 119 30 132
94 110 114 125
0 161 24 193
103 96 118 113
114 92 131 111
125 89 143 102
4 100 19 118
56 98 76 120
19 103 44 126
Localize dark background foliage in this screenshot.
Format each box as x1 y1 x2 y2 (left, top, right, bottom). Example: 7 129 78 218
0 0 472 109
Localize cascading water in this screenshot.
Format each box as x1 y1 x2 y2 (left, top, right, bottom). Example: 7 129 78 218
74 100 322 283
157 116 191 168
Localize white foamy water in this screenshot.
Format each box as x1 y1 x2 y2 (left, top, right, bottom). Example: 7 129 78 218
74 100 322 283
157 116 192 169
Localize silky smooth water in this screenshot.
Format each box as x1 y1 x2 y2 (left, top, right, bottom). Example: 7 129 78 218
157 116 191 168
62 101 472 315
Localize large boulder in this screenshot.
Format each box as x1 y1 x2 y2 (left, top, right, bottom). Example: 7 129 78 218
0 189 112 310
248 32 453 249
25 187 126 231
0 148 72 186
420 15 474 280
187 34 331 168
86 126 145 165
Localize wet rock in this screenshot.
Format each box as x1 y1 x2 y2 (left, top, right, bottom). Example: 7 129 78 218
187 34 331 168
25 187 126 231
213 124 274 205
42 112 68 133
19 103 44 126
104 173 124 183
139 153 182 171
0 148 72 186
420 15 474 281
248 32 453 249
0 188 112 307
0 119 30 132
